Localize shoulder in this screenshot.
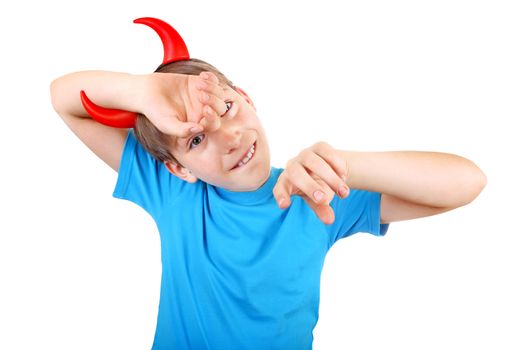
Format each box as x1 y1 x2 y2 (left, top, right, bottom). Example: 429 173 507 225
114 131 196 216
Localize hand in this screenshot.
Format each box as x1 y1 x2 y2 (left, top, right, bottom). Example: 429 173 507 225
139 71 227 138
272 142 350 225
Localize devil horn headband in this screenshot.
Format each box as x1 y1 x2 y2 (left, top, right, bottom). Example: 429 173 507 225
80 17 189 128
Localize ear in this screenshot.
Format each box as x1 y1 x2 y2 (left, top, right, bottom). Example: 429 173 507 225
163 161 198 183
235 86 256 111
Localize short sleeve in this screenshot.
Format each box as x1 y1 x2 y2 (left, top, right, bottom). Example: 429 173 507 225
327 189 389 246
112 130 185 219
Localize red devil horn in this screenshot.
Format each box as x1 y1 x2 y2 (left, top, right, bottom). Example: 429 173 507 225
80 91 136 128
133 17 190 65
80 17 190 128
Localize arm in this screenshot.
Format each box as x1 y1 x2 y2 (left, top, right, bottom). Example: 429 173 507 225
338 150 487 223
50 71 138 171
273 142 486 224
50 71 222 172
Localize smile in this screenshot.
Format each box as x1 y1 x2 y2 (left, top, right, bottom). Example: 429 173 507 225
232 142 256 170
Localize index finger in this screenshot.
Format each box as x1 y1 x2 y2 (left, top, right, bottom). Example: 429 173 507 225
198 105 221 133
311 142 348 181
199 71 220 84
156 116 204 138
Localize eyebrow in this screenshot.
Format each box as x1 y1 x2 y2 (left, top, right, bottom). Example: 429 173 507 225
176 130 201 152
174 110 205 151
176 136 190 151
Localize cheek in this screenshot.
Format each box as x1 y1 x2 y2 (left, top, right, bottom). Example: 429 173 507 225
237 110 264 131
182 151 222 174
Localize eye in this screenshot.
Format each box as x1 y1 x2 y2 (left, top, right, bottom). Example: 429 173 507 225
189 134 205 149
222 101 233 117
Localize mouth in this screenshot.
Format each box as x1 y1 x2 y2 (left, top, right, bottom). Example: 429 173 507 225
231 141 256 170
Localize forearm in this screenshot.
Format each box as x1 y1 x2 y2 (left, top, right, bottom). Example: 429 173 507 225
338 150 487 208
50 70 144 118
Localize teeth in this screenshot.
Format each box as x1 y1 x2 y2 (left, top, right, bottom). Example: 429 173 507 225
236 143 256 168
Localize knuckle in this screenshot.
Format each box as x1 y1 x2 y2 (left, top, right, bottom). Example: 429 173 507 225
285 158 298 170
315 141 331 151
302 152 320 168
201 71 219 84
206 71 218 80
312 141 324 149
207 95 221 109
212 82 225 96
298 149 311 159
200 91 209 102
203 105 213 116
287 164 301 178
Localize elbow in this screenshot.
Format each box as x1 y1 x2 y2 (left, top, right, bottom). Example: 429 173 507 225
459 164 487 207
441 161 487 210
50 78 62 115
472 168 488 201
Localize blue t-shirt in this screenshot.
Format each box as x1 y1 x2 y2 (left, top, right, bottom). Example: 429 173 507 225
113 131 388 350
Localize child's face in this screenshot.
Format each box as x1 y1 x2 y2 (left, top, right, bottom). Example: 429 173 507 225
165 85 271 191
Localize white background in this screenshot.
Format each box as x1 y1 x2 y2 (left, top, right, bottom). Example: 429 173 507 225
1 0 523 349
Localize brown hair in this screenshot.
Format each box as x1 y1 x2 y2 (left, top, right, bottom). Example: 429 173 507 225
134 58 235 164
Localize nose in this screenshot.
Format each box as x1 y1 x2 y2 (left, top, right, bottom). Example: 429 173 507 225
214 124 241 154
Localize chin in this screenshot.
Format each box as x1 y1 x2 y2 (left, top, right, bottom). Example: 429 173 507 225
251 167 272 189
229 164 272 192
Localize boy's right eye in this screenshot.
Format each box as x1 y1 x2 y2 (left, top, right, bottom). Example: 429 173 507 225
189 134 205 149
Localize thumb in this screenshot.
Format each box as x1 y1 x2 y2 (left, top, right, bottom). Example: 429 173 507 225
304 197 336 225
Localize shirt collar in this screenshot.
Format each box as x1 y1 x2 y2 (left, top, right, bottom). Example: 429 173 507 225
211 167 281 205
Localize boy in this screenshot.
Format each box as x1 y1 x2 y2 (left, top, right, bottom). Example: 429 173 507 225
50 17 486 349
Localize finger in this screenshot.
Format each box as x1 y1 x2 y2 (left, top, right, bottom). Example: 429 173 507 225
199 105 221 132
304 196 336 225
311 142 349 182
158 117 203 138
286 161 331 205
200 71 220 84
298 150 350 199
273 173 293 209
196 74 226 101
198 90 229 117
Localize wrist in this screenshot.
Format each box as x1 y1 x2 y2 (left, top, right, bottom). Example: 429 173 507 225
124 73 149 113
337 150 367 189
336 150 353 187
